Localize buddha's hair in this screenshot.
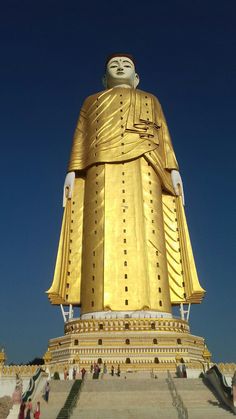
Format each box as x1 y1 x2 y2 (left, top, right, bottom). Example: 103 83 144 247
105 53 136 68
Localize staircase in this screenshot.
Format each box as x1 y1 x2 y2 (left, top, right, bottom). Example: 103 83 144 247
35 380 73 419
34 375 235 419
71 374 178 419
173 377 234 418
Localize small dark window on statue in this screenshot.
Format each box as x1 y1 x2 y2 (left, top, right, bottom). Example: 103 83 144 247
124 274 128 279
154 357 159 364
91 301 94 307
125 286 128 292
125 323 129 329
98 339 102 345
177 338 182 344
153 338 157 344
99 324 103 330
125 299 128 305
126 339 130 344
159 300 162 307
126 358 131 363
74 339 78 346
151 323 155 330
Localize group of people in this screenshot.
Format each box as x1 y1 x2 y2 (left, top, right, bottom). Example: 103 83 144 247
111 364 120 377
89 362 121 378
18 399 40 419
18 380 50 418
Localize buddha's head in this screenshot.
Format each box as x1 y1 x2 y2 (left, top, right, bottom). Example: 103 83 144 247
103 53 140 89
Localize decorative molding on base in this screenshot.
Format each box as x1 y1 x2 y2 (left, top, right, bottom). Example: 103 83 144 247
47 316 208 372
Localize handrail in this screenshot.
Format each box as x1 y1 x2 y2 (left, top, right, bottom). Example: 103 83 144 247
56 379 83 418
166 370 188 419
205 365 236 415
22 367 44 402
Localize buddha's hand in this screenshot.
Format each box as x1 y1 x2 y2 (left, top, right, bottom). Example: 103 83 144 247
63 171 75 207
171 170 185 206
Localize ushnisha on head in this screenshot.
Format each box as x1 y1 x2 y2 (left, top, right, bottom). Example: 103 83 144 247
103 53 140 89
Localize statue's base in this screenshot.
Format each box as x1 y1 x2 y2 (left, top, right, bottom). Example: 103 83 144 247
47 316 209 372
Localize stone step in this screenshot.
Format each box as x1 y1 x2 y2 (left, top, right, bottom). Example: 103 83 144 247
187 407 234 418
77 390 173 408
82 378 169 392
71 406 178 419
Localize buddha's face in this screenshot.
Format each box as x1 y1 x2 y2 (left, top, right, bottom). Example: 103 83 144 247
104 56 139 88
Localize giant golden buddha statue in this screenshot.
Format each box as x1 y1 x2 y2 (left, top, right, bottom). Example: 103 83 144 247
47 54 205 320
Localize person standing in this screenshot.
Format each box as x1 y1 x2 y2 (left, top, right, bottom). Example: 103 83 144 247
33 401 40 419
18 401 25 419
81 367 86 379
72 366 77 380
103 363 107 374
25 398 32 419
44 381 50 402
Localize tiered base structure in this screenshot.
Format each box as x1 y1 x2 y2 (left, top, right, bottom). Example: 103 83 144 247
47 317 208 372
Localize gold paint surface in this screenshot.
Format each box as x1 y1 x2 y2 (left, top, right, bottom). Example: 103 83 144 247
47 87 205 310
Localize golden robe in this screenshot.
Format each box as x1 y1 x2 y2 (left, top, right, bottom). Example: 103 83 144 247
47 87 205 315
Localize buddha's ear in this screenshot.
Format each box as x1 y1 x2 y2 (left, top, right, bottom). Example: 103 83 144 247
102 74 107 88
134 73 140 88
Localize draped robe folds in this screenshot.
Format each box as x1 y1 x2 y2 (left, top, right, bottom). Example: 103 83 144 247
47 87 205 314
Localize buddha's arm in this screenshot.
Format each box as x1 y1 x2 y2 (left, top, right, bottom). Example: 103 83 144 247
63 100 88 206
155 96 185 205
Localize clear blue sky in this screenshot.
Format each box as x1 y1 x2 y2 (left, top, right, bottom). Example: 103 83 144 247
0 0 235 364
